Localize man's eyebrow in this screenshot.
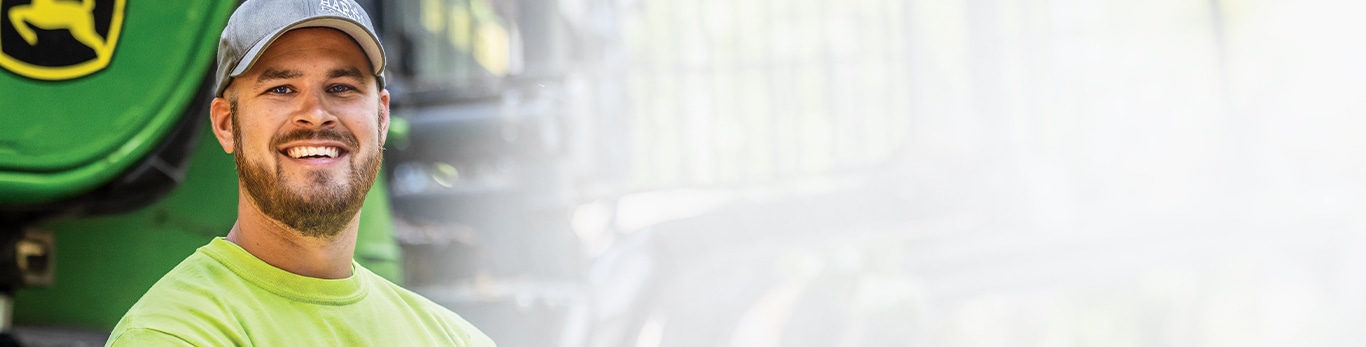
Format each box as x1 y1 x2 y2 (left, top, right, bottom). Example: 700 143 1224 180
256 68 302 83
328 67 364 81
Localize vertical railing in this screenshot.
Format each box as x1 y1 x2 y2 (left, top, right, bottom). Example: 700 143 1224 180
593 0 914 194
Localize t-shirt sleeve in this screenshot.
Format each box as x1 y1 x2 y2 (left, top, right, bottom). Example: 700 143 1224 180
469 328 497 347
106 327 196 347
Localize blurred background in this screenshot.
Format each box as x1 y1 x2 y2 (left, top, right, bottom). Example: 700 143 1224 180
373 0 1366 345
10 0 1366 346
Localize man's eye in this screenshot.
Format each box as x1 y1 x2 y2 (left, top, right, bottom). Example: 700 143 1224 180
268 86 292 94
328 85 354 93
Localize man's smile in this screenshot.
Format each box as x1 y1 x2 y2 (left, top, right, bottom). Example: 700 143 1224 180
278 142 350 166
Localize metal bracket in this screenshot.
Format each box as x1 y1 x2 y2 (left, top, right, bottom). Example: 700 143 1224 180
17 229 52 287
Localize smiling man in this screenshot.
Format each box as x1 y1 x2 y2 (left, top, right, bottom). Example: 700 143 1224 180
106 0 494 346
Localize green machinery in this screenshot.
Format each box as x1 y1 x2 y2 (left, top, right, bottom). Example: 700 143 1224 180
0 0 402 337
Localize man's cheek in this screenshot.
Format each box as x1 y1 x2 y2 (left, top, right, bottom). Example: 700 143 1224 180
246 132 275 155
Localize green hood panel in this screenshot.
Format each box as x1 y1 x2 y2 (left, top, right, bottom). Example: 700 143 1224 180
0 1 236 204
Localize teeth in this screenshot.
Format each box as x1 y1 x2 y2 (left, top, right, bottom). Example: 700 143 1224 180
286 146 340 159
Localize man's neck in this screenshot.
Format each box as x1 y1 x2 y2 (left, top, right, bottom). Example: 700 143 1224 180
226 192 359 279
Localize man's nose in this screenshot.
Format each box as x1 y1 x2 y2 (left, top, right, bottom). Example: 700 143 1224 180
292 90 338 128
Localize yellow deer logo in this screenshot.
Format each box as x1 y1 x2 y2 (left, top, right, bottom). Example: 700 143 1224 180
1 0 125 80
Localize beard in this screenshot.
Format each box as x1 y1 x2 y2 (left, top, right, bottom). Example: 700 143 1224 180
231 105 382 238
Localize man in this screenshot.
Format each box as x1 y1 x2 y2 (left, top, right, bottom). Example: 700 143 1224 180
106 0 495 345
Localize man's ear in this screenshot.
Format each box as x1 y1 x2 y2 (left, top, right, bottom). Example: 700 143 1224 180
378 89 390 147
210 97 236 154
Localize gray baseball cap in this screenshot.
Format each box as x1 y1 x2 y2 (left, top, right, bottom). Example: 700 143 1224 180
215 0 386 97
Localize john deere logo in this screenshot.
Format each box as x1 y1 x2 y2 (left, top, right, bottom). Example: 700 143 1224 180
0 0 125 80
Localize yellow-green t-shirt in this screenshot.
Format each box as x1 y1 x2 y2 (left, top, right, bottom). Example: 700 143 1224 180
106 237 495 346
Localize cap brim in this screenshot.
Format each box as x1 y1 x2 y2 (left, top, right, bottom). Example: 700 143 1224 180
225 17 385 91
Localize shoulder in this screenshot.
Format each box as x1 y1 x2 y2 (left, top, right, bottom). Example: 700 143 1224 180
361 272 459 321
108 250 249 346
358 269 498 346
124 249 242 312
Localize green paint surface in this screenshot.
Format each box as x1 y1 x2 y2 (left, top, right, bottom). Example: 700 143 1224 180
0 1 235 204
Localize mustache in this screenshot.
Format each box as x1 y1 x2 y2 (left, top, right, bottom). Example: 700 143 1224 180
271 127 360 150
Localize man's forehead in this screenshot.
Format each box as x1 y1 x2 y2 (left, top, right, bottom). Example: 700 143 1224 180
251 67 365 83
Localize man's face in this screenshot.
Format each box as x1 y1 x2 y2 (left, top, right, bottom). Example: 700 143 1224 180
222 27 389 238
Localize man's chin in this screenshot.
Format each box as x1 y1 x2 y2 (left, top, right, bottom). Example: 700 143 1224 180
241 174 363 238
262 198 357 239
280 182 353 202
279 164 350 184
